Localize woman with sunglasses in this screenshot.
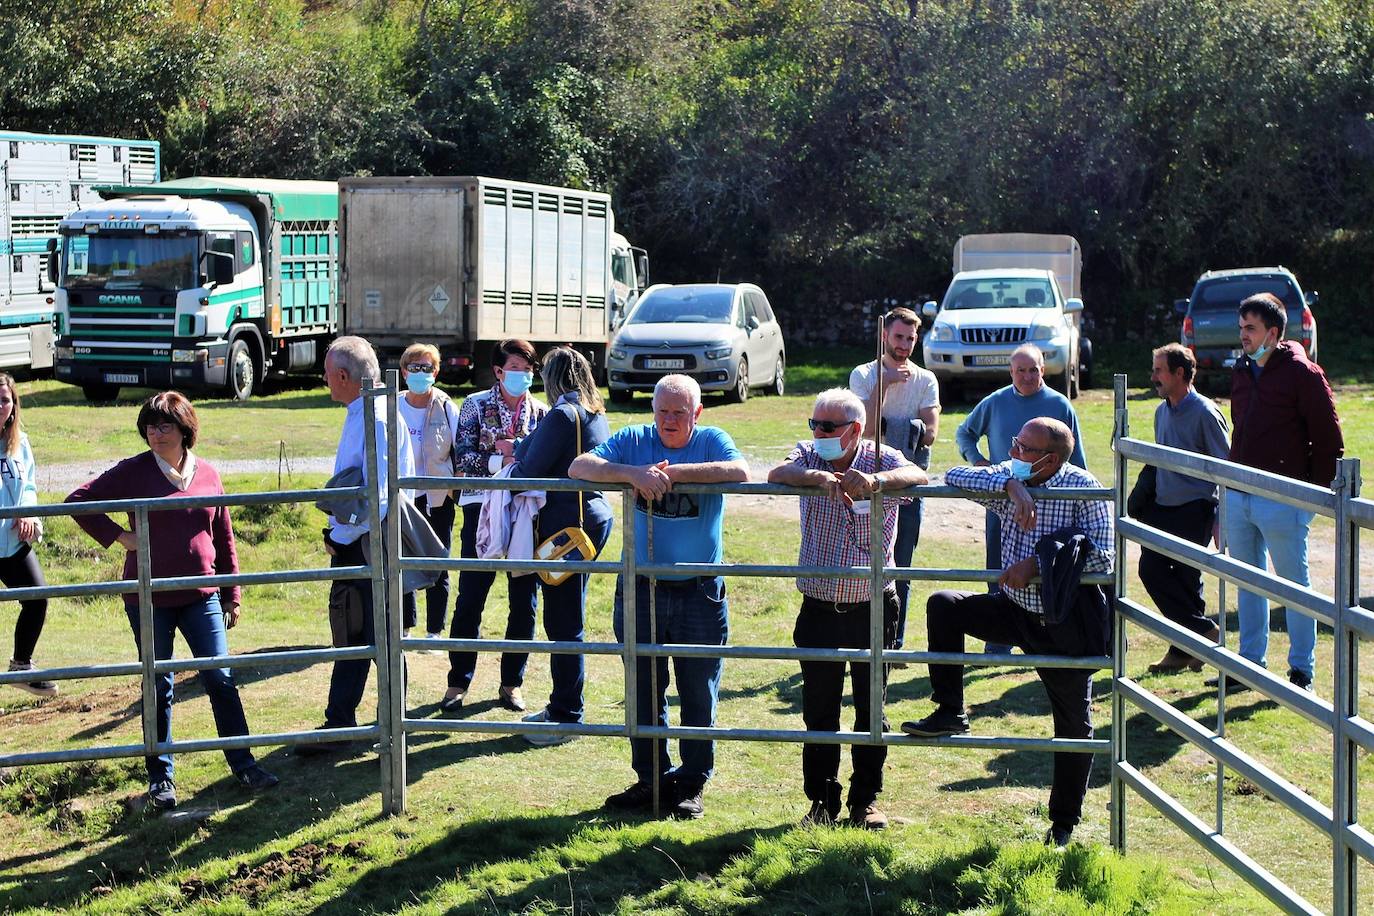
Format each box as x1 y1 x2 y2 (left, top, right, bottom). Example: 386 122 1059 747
397 343 461 644
66 391 278 811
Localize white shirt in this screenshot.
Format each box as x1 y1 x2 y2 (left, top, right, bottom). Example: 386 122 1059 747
329 395 416 545
154 449 197 491
849 359 940 426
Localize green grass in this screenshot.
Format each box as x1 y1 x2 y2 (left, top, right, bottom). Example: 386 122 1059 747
2 349 1372 912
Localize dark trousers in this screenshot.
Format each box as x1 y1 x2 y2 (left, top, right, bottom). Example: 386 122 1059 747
1 544 46 663
1138 499 1216 635
926 589 1094 828
794 589 898 810
324 536 405 727
539 511 614 723
401 494 456 634
891 500 923 649
447 505 539 690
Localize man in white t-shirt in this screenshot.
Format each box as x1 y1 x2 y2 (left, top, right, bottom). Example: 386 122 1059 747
849 307 940 650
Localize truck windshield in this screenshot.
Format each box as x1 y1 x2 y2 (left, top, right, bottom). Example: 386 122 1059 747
61 232 198 291
628 287 734 324
942 278 1056 310
1192 277 1300 311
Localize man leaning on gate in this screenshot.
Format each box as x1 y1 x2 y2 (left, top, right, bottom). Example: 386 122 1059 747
902 416 1113 849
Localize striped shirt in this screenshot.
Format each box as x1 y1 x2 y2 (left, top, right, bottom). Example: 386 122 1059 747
786 440 912 603
945 461 1114 614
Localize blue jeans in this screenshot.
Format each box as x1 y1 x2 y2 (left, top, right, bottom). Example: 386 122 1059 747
540 507 614 723
124 594 255 783
983 510 1012 654
1224 489 1316 677
892 499 923 649
612 575 729 791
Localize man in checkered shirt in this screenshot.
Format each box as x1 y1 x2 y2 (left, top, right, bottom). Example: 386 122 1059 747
768 388 929 830
902 416 1113 849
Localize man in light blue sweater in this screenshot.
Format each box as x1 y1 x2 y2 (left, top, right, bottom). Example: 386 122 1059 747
954 345 1086 653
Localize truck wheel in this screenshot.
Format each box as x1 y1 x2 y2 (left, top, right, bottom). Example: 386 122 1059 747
609 387 634 405
1078 338 1094 389
728 358 749 403
81 382 120 403
228 338 257 401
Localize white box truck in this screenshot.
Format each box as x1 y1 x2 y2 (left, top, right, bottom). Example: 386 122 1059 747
339 176 646 381
921 233 1091 399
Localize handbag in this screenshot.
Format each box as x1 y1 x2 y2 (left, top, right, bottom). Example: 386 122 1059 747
534 406 601 586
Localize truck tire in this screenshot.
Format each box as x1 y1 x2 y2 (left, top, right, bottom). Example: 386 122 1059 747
227 338 258 401
727 357 749 403
81 382 120 403
1078 337 1094 390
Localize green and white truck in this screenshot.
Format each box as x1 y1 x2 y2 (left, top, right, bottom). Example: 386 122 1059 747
339 175 646 381
50 177 339 401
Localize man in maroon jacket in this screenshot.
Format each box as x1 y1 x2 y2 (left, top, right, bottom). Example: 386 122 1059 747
1216 292 1343 693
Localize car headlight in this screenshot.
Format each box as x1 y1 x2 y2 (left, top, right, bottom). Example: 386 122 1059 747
704 342 733 360
931 323 955 342
609 347 627 361
1030 324 1055 341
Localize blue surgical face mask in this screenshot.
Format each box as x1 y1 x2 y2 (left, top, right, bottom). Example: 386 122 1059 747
406 372 435 395
1247 341 1271 362
1010 454 1048 481
812 432 849 462
501 370 534 397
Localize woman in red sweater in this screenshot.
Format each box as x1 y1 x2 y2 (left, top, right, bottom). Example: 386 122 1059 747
66 392 277 811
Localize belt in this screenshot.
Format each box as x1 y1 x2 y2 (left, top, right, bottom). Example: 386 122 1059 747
635 574 705 591
803 588 895 615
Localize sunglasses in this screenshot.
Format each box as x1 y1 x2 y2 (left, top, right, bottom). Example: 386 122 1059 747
808 418 851 434
405 363 437 374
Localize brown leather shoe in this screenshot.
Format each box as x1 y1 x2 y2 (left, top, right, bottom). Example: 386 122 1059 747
848 804 887 830
499 685 526 712
1148 646 1203 674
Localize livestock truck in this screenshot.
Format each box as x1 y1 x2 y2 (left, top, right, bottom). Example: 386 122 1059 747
50 177 339 400
338 176 646 381
2 130 160 371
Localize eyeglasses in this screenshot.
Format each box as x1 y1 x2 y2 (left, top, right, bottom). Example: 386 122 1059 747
808 418 850 434
1010 436 1050 455
404 363 436 374
146 422 178 435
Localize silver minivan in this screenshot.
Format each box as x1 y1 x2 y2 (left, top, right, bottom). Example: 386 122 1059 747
606 282 785 403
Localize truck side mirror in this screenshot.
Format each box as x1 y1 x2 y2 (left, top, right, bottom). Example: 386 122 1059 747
201 250 235 287
1064 297 1084 314
634 250 649 290
45 238 59 285
1174 298 1189 315
921 300 937 318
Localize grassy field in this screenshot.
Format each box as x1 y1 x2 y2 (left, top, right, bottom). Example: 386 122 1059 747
1 351 1372 913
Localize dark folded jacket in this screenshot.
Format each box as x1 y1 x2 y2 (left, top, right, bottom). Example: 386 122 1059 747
1035 526 1112 657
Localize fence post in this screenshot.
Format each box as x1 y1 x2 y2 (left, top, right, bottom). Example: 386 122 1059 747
360 379 395 816
135 505 157 765
383 370 407 815
621 487 638 744
1110 374 1128 851
868 487 884 740
1332 456 1360 914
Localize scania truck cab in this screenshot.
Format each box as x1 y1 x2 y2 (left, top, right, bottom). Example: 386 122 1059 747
50 177 338 401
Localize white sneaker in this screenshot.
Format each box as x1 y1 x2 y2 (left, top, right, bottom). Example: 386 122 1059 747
522 707 578 746
418 632 446 655
8 659 58 698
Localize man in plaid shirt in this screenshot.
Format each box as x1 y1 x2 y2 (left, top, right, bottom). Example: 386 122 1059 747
768 388 928 830
901 416 1113 849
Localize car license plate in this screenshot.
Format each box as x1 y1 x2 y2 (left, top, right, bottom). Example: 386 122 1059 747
104 372 140 384
972 355 1010 367
645 358 685 370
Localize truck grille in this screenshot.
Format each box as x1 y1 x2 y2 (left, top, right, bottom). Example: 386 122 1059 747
960 327 1027 345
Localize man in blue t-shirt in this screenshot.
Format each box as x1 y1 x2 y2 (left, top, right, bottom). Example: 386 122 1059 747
954 344 1086 654
571 374 749 819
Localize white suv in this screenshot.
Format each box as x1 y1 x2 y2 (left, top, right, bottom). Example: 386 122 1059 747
921 268 1084 399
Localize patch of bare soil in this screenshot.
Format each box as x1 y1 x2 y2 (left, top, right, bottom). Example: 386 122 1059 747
179 841 367 904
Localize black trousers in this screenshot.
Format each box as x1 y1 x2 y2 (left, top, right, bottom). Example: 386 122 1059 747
926 589 1094 828
793 589 898 810
0 544 46 663
1138 498 1216 635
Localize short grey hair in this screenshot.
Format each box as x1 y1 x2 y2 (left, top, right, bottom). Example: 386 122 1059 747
813 387 865 426
328 335 380 384
1032 416 1075 461
653 373 701 410
1011 343 1045 366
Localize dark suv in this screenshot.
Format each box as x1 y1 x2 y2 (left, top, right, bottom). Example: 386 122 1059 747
1175 267 1318 374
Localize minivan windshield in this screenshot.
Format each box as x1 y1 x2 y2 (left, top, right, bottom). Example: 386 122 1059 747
942 277 1056 310
1192 277 1300 312
628 287 734 324
61 231 198 291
